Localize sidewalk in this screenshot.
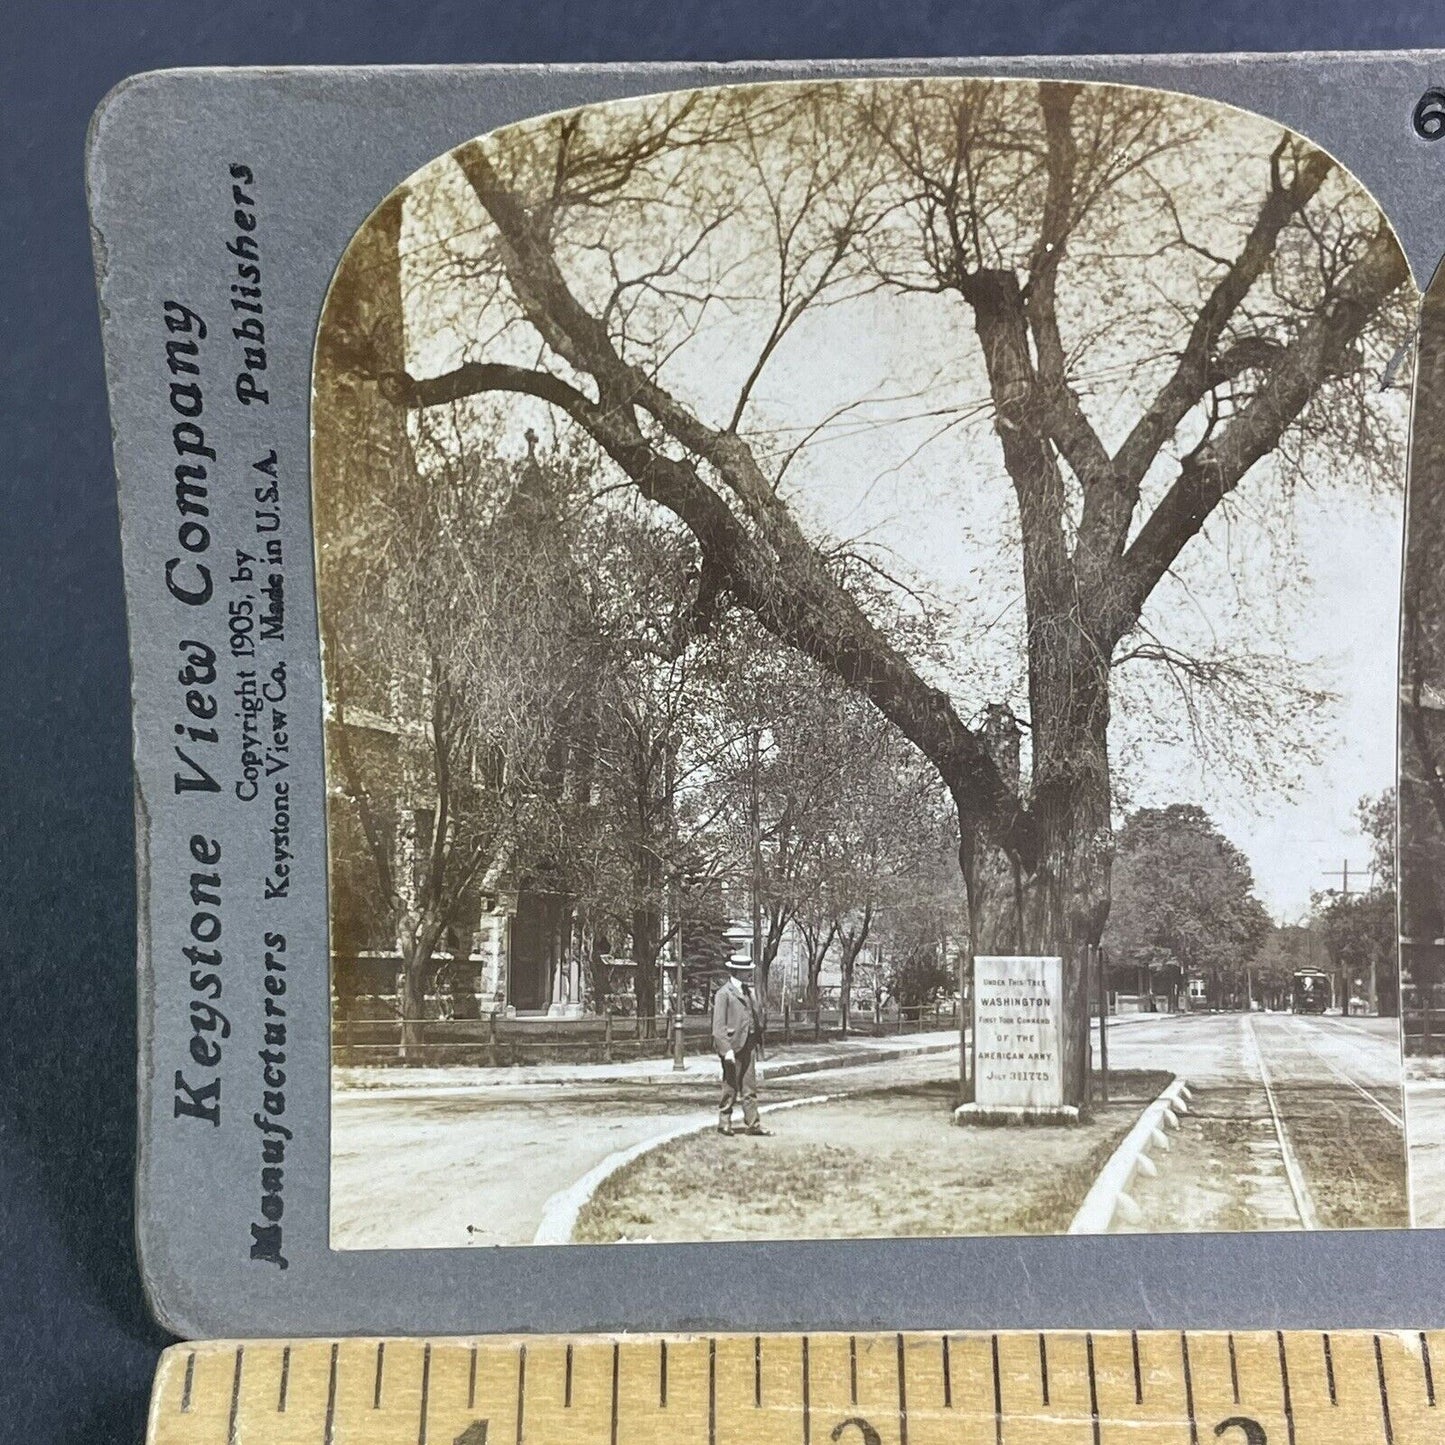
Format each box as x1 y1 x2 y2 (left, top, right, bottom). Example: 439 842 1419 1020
334 1011 1163 1096
1092 1012 1171 1033
334 1029 964 1095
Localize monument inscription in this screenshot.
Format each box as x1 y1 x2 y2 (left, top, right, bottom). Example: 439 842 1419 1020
968 955 1066 1115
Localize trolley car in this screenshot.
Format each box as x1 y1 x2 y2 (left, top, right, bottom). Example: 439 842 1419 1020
1290 967 1332 1014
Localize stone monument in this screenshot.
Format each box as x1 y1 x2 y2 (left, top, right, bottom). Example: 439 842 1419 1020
955 955 1077 1124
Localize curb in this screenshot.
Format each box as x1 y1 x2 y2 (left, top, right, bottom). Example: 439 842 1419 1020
336 1035 960 1101
766 1035 958 1081
532 1093 833 1245
1067 1076 1192 1234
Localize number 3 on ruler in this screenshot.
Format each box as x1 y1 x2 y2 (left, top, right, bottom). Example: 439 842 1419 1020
831 1420 882 1444
1215 1418 1267 1445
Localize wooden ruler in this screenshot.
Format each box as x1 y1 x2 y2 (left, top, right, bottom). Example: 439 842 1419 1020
148 1331 1439 1445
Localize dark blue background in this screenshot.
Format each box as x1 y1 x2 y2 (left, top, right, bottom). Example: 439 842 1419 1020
3 3 1443 1440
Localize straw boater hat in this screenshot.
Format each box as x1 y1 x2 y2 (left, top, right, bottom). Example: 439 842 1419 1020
725 956 755 972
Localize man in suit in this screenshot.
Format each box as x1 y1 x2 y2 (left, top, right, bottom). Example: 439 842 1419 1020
713 957 768 1136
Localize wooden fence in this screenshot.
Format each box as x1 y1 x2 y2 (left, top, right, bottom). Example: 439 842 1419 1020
334 999 962 1067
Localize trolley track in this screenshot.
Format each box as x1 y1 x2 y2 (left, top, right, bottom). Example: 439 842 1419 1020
1108 1012 1409 1232
1242 1014 1320 1229
1293 1020 1406 1129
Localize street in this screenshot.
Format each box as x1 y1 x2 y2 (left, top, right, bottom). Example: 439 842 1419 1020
1102 1012 1407 1231
331 1044 962 1249
330 1013 1410 1248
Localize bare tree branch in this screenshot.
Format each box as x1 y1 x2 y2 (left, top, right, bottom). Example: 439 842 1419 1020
1113 220 1409 633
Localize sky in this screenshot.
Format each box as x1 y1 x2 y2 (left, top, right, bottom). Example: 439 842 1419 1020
390 80 1414 922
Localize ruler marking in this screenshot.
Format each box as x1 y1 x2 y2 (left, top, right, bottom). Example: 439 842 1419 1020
515 1343 526 1445
1375 1335 1394 1445
708 1338 716 1445
991 1334 1003 1445
897 1333 909 1445
155 1330 1443 1445
1181 1332 1198 1445
1086 1334 1101 1445
1276 1331 1295 1445
802 1335 811 1445
610 1343 620 1445
324 1342 339 1445
177 1346 197 1416
227 1347 244 1445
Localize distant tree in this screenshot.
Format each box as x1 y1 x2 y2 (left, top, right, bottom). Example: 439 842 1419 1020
708 623 960 1015
1305 790 1399 1017
794 920 836 1010
1249 924 1317 1009
828 764 962 1032
705 636 870 1004
1105 804 1271 1008
582 504 723 1031
887 951 957 1013
1315 874 1398 1019
317 249 603 1049
1357 789 1397 892
874 836 969 1025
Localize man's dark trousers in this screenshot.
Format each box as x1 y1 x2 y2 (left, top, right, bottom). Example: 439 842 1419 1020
719 1043 760 1130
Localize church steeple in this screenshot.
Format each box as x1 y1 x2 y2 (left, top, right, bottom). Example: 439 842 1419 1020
504 426 552 525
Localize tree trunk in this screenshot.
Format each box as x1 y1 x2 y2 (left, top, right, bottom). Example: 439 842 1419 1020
632 902 661 1036
1016 664 1113 1108
835 906 874 1041
965 266 1116 1107
398 913 445 1061
802 922 837 1010
399 961 426 1059
760 909 787 1006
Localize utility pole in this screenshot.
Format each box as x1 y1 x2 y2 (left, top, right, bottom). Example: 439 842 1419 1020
1095 944 1110 1104
749 725 764 994
672 876 686 1072
668 729 687 1071
1321 859 1371 1015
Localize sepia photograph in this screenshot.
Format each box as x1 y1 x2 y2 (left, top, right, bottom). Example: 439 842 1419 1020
313 77 1417 1248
